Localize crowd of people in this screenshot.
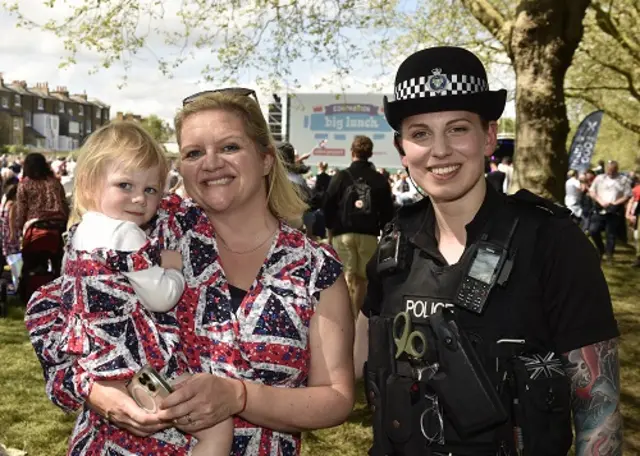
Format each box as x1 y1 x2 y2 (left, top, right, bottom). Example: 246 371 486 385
0 45 630 456
564 159 639 267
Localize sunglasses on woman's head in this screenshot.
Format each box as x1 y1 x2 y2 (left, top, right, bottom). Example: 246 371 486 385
182 87 259 106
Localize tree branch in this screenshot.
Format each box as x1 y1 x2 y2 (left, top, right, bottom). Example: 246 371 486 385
565 86 631 91
584 48 640 102
591 0 640 63
567 92 640 134
458 0 512 49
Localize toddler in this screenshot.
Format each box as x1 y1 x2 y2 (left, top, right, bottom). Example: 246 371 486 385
60 121 232 455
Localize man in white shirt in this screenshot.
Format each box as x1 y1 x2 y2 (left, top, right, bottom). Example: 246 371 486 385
589 160 632 262
497 156 513 194
564 170 582 219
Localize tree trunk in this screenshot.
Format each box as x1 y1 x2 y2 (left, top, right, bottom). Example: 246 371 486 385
509 0 590 201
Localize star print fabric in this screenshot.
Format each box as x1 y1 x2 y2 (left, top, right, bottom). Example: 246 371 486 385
153 195 343 455
27 222 194 455
25 194 343 456
57 224 186 380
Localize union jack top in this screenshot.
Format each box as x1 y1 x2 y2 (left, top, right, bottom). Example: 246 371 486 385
26 194 343 456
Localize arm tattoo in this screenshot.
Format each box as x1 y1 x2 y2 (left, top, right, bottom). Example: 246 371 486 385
561 338 623 456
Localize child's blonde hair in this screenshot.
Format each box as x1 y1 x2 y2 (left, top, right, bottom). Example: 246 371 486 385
70 120 169 226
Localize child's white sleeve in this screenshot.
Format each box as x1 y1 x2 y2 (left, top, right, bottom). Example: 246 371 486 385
122 267 185 312
111 222 185 312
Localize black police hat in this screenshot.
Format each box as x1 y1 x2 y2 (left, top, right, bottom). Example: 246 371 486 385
384 47 507 131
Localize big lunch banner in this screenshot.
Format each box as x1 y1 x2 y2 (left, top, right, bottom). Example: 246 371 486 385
568 110 605 172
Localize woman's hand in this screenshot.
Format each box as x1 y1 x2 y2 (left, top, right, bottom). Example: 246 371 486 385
157 373 244 433
87 381 169 437
160 250 183 270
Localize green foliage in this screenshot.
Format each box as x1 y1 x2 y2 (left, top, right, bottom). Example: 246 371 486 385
498 117 515 135
0 0 397 91
566 0 640 135
139 114 174 143
7 145 30 155
592 116 640 172
563 0 640 170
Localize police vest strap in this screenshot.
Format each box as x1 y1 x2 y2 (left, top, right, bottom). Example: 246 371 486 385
480 209 519 252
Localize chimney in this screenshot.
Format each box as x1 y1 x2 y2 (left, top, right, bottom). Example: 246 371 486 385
53 85 69 97
10 80 28 89
32 82 50 95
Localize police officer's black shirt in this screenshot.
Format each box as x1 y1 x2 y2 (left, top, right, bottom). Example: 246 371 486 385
363 184 619 354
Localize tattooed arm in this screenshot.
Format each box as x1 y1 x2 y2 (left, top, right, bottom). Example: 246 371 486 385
561 338 623 456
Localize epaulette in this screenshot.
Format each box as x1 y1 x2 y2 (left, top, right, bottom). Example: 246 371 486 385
508 189 572 217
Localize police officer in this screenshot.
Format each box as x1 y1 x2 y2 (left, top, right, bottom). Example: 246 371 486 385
354 47 622 456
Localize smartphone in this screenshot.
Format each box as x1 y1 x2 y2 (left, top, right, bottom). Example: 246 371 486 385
127 365 174 413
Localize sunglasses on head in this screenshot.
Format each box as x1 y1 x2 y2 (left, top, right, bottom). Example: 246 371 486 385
182 87 259 106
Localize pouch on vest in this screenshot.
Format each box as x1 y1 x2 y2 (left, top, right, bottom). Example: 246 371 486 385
426 310 508 437
510 354 572 455
385 374 414 444
367 316 394 455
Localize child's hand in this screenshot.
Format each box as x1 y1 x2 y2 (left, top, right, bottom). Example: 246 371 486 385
161 250 183 271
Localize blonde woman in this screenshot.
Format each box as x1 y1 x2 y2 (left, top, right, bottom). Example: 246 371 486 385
26 90 355 456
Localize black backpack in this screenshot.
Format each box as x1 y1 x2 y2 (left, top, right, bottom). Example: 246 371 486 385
340 170 377 230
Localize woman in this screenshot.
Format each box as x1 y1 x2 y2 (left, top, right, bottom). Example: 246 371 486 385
25 91 355 455
15 152 69 233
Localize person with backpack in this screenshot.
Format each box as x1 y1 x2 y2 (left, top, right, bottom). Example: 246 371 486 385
323 135 395 319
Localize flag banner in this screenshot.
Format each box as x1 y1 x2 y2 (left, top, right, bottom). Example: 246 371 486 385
568 110 604 172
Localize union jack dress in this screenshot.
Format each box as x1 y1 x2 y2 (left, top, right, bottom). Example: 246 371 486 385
26 194 343 456
58 224 188 382
26 224 195 455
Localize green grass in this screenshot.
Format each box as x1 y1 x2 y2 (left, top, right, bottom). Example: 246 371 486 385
1 246 638 456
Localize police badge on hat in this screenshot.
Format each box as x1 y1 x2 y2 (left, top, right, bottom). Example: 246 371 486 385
383 46 507 131
427 68 449 94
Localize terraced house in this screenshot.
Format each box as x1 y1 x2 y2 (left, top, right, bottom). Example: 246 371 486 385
0 73 110 151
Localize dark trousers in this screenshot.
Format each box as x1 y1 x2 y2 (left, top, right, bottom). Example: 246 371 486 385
589 212 622 257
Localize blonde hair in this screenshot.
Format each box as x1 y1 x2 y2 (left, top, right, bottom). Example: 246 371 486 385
174 93 307 225
70 120 170 226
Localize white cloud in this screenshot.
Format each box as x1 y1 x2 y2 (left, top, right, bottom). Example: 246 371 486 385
1 2 516 125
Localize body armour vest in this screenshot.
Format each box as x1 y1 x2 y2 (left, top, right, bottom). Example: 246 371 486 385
366 190 573 456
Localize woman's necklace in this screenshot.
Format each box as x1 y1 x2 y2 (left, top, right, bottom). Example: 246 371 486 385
216 226 279 255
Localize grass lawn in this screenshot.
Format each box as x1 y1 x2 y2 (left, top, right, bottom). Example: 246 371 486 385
1 247 638 456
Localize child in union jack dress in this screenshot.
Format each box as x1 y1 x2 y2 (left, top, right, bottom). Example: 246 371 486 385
59 121 232 455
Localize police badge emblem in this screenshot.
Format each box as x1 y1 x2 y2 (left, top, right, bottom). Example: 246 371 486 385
427 68 448 93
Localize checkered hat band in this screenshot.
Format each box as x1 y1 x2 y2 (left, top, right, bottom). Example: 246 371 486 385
395 74 489 100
